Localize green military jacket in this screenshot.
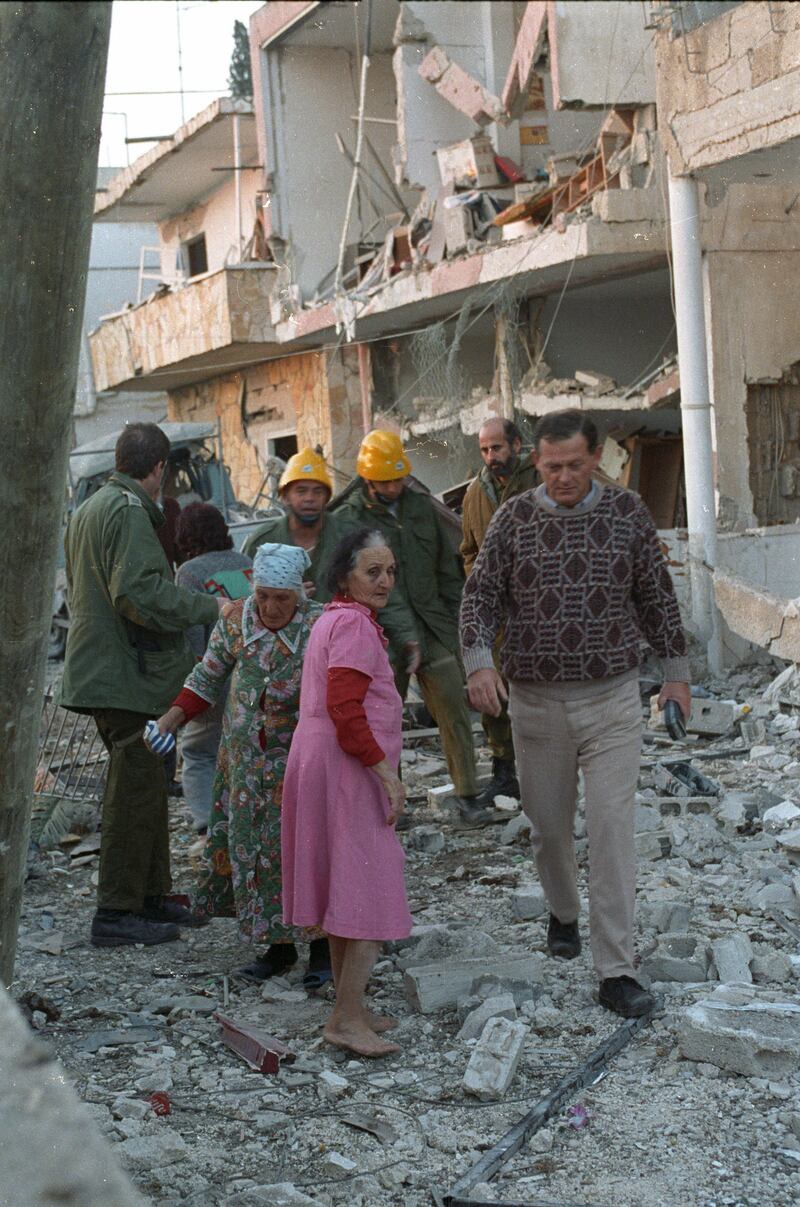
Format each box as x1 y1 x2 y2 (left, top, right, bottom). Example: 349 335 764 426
242 511 343 603
60 473 220 716
332 483 463 661
243 507 419 655
460 457 539 576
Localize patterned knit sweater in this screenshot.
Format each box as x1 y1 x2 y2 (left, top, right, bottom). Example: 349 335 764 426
460 483 689 683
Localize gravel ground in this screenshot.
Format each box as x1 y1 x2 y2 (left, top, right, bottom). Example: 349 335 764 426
10 663 800 1207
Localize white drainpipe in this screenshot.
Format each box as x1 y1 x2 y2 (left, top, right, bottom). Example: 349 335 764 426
233 112 243 263
667 173 722 672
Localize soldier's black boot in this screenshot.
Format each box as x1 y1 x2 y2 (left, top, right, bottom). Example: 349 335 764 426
475 758 520 806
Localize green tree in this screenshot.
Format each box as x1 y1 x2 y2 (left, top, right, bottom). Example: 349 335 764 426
228 19 253 100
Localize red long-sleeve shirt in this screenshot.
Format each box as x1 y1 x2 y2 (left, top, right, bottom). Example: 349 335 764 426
173 669 384 766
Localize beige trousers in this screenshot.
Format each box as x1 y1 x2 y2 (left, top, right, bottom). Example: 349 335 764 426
508 671 642 979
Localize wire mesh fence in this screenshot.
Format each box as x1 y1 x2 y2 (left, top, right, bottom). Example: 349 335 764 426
31 686 107 848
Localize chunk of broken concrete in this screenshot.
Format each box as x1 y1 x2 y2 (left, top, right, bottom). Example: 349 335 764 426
511 883 547 920
457 994 517 1042
463 1016 528 1101
77 1027 161 1054
763 801 800 833
117 1130 189 1169
642 933 709 983
639 900 692 934
404 953 543 1014
407 825 445 854
470 973 541 1008
396 925 500 971
678 997 800 1077
711 933 753 984
499 812 532 845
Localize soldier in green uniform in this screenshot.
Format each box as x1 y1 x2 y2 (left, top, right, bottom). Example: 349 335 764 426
332 430 485 826
460 417 539 805
242 448 341 601
60 423 222 947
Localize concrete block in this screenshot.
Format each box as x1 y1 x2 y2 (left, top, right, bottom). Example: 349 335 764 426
427 783 457 816
408 824 445 854
457 994 517 1041
463 1017 528 1101
636 830 672 861
117 1131 189 1169
751 945 793 984
649 695 736 737
751 882 800 917
396 926 500 972
777 826 800 854
470 973 542 1009
404 953 543 1014
642 933 710 983
639 900 692 934
740 717 767 746
679 998 800 1077
511 883 547 920
711 933 753 984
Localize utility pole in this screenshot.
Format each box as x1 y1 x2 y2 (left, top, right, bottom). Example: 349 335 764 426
0 3 112 986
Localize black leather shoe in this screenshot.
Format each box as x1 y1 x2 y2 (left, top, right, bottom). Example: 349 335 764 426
598 976 656 1018
139 896 210 928
546 914 581 959
91 910 180 947
475 758 521 806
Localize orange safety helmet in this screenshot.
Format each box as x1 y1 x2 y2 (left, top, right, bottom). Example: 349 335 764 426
278 448 333 495
356 430 411 482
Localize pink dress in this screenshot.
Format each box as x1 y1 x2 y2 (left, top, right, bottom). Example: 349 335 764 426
281 600 412 940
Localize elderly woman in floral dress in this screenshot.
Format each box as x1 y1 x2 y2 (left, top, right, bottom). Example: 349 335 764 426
157 543 330 985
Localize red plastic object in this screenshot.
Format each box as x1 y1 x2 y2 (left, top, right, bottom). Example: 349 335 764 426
494 154 526 183
214 1012 295 1075
165 893 191 908
148 1092 171 1116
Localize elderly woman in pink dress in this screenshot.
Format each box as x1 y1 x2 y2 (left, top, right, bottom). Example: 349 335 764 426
281 527 411 1058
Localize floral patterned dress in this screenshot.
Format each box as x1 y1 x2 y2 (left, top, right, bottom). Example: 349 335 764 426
185 595 321 944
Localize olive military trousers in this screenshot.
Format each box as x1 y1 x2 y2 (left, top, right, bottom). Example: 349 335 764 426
93 708 172 912
395 635 477 798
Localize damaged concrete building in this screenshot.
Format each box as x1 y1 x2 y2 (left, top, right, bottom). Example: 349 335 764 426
88 0 800 664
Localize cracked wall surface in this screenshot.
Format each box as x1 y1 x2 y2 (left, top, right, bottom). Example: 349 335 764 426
655 1 800 177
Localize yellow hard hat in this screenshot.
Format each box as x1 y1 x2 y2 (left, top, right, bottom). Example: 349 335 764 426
279 448 332 494
356 429 411 482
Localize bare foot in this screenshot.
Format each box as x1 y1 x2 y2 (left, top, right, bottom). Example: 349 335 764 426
323 1020 400 1058
362 1008 399 1033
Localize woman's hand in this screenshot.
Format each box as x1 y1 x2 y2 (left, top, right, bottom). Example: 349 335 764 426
371 759 406 826
156 706 185 736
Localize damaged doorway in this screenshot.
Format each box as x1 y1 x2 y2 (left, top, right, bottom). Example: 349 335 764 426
746 374 800 525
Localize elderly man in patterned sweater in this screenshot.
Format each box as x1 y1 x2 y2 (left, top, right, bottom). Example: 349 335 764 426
460 409 691 1018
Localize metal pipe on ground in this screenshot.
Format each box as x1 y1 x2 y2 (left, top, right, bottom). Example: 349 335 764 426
443 1011 655 1203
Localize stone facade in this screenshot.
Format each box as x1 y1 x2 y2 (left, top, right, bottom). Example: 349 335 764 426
167 347 364 502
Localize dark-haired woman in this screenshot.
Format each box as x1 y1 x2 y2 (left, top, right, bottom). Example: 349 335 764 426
174 503 252 835
282 528 411 1058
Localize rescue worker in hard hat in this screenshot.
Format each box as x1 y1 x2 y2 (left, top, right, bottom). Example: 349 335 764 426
242 449 339 597
332 430 485 826
244 448 421 672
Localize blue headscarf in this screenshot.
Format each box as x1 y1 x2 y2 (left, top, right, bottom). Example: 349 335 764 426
252 542 310 595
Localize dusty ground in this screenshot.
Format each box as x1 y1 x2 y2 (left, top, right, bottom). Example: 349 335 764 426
11 663 800 1207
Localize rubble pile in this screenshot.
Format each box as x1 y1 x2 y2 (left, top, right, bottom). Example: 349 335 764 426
12 661 800 1205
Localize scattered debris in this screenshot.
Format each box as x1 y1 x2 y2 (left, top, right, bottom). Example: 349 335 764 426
679 991 800 1077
